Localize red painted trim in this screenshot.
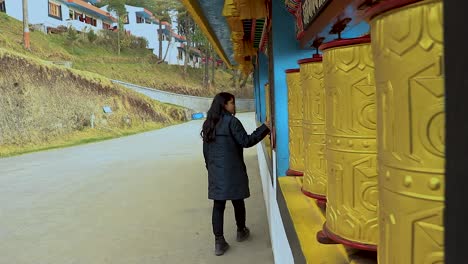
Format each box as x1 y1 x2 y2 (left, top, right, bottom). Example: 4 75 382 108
366 0 422 20
286 169 304 176
67 0 115 20
298 54 323 64
301 188 327 202
322 223 378 251
23 32 30 50
250 19 256 44
317 230 339 244
296 31 305 40
319 35 371 51
316 199 327 210
143 9 154 17
285 68 301 73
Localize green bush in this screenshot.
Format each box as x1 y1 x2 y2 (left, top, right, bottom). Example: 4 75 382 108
131 36 148 49
66 27 79 45
95 30 147 52
87 29 98 43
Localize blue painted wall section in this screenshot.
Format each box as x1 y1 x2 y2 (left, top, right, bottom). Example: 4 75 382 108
271 0 313 177
254 64 261 121
258 53 269 123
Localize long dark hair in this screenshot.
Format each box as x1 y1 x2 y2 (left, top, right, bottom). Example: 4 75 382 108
201 92 235 143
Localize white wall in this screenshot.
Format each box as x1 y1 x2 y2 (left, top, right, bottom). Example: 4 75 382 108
5 0 107 33
100 5 199 68
4 0 22 21
102 5 158 52
113 80 255 112
5 0 67 28
256 145 295 264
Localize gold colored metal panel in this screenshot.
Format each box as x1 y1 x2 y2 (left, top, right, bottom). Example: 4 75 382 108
324 43 378 246
287 71 305 173
301 61 327 197
370 1 445 262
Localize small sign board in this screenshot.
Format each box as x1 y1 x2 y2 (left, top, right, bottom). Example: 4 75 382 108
103 106 112 113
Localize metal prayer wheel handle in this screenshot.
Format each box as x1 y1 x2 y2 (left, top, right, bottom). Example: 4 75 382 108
311 37 325 55
329 17 352 40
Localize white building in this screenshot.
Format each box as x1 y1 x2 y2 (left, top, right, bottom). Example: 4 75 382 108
0 0 204 68
101 4 202 68
2 0 115 33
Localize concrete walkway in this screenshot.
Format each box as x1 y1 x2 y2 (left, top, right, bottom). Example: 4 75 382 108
0 113 273 264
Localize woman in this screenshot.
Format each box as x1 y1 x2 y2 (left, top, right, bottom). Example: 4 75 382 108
201 92 270 256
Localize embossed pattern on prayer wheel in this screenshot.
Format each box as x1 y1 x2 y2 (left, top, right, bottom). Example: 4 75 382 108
368 0 445 262
321 37 378 248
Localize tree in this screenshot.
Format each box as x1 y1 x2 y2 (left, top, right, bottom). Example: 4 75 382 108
124 0 182 61
177 9 195 75
211 44 216 86
191 23 211 86
100 0 126 55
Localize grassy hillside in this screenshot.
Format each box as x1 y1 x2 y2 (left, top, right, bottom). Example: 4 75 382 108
0 12 254 99
0 48 188 157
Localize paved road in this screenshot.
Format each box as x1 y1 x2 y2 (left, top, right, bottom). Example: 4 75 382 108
0 113 273 264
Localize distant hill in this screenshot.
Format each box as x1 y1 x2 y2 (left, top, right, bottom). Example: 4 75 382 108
0 12 254 99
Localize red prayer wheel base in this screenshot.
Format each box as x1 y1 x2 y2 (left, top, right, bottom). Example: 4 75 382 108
316 199 327 211
318 223 377 251
301 188 327 202
286 169 304 177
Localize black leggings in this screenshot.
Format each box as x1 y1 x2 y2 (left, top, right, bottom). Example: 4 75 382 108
212 199 246 237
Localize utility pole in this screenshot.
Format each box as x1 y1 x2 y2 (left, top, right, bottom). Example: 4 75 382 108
22 0 30 50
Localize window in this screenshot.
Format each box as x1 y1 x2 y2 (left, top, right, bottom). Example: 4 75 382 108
74 11 83 21
136 16 144 24
160 34 170 41
123 13 129 24
84 16 97 27
48 1 62 20
69 9 73 20
177 49 183 60
0 0 6 13
103 22 111 30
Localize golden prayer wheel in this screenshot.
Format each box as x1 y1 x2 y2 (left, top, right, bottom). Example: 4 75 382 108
320 36 378 250
298 55 327 205
367 0 445 262
286 69 304 176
